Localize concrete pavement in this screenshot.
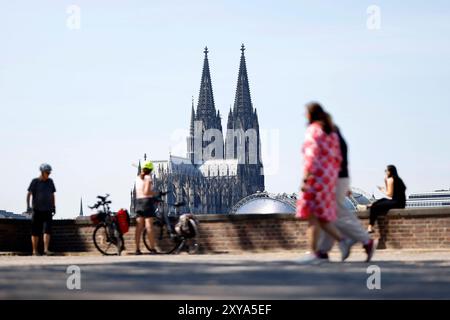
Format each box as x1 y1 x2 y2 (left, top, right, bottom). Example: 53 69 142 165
1 250 450 299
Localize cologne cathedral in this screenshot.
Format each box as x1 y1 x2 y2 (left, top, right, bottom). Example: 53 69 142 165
132 45 265 214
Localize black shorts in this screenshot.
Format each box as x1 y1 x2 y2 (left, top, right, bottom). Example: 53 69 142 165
135 198 157 218
31 210 53 236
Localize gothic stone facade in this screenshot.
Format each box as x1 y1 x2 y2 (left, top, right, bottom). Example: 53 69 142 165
132 45 264 214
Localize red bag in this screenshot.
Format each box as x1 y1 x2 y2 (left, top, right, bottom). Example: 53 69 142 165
90 211 106 225
90 214 100 225
116 209 130 234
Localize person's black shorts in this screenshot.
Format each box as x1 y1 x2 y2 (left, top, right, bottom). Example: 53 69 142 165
135 198 157 218
31 210 53 236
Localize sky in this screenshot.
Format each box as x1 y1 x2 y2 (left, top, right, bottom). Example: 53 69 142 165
1 0 450 218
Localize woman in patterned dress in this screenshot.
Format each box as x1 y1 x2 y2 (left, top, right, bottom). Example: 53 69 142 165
296 102 353 262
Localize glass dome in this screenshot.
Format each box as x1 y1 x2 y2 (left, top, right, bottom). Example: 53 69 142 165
343 198 357 211
235 198 296 214
231 192 297 214
231 189 373 214
347 189 374 211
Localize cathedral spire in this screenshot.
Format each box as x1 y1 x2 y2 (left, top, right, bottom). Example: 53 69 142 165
227 106 233 129
226 44 263 172
233 44 253 120
196 46 218 130
190 96 195 136
79 197 84 217
216 110 222 131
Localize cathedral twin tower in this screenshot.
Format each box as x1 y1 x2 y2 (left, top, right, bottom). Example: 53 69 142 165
187 45 264 203
139 45 265 214
187 44 264 174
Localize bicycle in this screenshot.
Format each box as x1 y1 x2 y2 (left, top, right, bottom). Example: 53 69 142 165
90 194 125 256
142 192 199 254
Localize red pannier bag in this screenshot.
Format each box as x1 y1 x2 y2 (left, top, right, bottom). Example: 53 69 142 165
116 209 130 234
90 211 106 225
90 214 100 225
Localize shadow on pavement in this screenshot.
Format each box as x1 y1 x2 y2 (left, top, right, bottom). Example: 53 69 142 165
1 258 450 299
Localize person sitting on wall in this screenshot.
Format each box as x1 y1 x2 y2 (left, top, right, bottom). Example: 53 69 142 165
367 165 407 233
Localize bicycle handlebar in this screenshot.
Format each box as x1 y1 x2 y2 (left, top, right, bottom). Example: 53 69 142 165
97 194 110 201
89 195 111 210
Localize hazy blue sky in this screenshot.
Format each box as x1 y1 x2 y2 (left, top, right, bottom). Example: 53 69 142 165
1 1 450 218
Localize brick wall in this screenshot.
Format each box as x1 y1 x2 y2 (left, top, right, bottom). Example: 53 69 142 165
1 208 449 254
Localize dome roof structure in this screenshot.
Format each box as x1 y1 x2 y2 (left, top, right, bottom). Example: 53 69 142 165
230 188 374 214
230 192 297 214
347 188 375 211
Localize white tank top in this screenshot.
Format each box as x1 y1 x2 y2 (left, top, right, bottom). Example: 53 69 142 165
135 175 153 199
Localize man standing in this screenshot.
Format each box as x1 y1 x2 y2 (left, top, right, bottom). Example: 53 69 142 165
317 125 376 262
27 163 56 256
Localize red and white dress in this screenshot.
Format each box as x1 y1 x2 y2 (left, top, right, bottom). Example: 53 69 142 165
296 122 342 222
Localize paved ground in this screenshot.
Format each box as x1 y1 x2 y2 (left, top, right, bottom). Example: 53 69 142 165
1 249 450 299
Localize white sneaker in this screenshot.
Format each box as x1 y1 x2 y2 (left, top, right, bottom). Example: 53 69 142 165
338 239 353 261
295 252 323 265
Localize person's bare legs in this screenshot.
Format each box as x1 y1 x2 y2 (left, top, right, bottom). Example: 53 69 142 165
302 214 351 262
135 217 144 253
145 217 156 251
31 235 39 255
319 220 343 242
307 215 321 253
319 217 353 261
43 233 50 253
309 215 343 252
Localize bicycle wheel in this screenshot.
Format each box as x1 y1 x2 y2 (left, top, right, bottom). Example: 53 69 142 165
93 222 122 256
186 241 199 255
143 221 181 254
114 224 124 256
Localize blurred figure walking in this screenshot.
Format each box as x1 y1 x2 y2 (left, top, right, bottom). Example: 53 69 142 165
317 122 376 262
296 102 352 263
